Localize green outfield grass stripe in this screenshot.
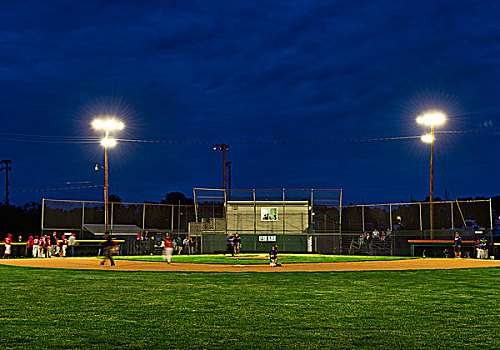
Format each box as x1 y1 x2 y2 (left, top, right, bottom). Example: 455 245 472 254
114 254 416 264
0 265 498 349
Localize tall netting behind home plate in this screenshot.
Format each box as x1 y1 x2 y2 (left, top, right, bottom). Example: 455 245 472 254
341 199 493 256
191 188 343 254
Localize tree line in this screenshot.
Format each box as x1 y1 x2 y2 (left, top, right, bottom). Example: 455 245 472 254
0 194 498 235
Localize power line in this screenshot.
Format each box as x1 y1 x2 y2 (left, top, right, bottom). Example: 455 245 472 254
116 135 423 144
0 128 498 145
0 131 100 140
11 185 103 193
0 136 98 144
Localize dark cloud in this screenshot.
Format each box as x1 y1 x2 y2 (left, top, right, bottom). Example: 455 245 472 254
1 0 500 205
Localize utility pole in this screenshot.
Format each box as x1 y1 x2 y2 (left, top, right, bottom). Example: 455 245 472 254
213 144 230 191
0 160 12 205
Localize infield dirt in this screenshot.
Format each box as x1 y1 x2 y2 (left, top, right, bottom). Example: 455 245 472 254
1 257 499 272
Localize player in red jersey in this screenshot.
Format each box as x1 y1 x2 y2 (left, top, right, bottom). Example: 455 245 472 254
60 235 68 257
26 236 34 258
162 236 175 264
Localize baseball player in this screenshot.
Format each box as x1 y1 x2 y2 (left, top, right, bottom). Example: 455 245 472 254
44 235 52 258
454 232 462 259
26 236 34 258
269 245 282 267
39 236 47 258
67 233 76 257
479 237 488 259
226 233 234 256
233 234 242 255
3 233 13 258
61 235 68 257
32 236 39 258
51 232 58 257
99 234 118 266
163 236 174 264
54 236 61 257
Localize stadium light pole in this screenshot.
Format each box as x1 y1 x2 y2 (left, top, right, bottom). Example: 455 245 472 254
92 118 124 234
417 111 446 239
213 144 230 192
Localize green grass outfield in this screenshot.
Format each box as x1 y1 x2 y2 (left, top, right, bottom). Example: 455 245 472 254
0 265 499 349
115 254 416 264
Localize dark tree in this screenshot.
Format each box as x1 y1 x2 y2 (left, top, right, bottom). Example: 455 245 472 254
108 194 122 203
161 192 194 205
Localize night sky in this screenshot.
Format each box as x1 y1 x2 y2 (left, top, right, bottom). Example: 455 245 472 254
2 0 500 206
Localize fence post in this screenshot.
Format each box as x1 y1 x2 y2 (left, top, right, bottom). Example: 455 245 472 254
391 230 395 256
282 188 286 235
362 206 365 232
419 203 423 238
253 189 257 251
81 201 85 233
224 189 227 236
283 188 286 252
339 189 343 255
490 198 493 230
450 202 454 230
41 198 45 234
389 204 392 232
142 203 146 230
110 202 114 233
171 205 174 232
193 188 198 223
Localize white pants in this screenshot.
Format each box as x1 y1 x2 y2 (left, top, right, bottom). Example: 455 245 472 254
163 247 174 263
62 245 67 257
481 249 488 259
4 244 11 255
33 245 39 257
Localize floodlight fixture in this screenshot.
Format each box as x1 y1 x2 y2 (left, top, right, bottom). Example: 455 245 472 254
416 111 446 126
92 118 125 131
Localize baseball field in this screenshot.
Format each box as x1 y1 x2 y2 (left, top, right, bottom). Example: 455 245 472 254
0 255 499 349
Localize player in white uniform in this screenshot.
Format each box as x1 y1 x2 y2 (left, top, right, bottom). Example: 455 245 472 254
33 236 40 258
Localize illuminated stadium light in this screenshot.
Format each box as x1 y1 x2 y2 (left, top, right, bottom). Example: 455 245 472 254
92 116 124 235
416 111 446 126
416 110 446 239
92 118 125 131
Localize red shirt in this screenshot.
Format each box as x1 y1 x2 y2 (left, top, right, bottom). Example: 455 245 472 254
165 240 174 248
4 237 12 245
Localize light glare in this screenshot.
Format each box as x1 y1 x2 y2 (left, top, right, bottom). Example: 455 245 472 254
100 137 117 147
416 111 446 126
421 134 434 143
